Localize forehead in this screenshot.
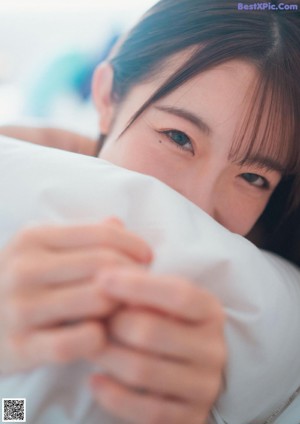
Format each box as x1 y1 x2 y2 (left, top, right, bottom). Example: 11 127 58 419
126 59 259 147
155 60 258 129
115 45 297 177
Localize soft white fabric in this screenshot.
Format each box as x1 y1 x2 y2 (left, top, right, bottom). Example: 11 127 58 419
0 136 300 424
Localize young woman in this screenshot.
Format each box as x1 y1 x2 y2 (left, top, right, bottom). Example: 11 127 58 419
1 0 300 423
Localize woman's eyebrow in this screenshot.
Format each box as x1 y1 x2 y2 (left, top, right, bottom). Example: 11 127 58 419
234 154 285 174
154 105 285 173
154 105 212 136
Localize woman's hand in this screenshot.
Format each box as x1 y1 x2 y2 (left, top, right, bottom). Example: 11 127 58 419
0 218 152 374
0 125 97 156
90 268 226 424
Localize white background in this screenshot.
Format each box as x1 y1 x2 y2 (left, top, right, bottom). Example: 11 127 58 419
0 0 156 133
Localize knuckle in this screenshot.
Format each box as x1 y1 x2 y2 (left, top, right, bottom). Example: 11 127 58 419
82 322 107 359
99 384 122 414
146 406 169 424
133 317 157 348
195 372 222 406
12 227 38 250
206 340 227 370
127 357 151 386
98 225 112 245
206 294 225 323
6 298 31 328
217 342 227 367
9 257 36 287
99 250 120 266
173 285 193 312
190 408 208 424
214 304 226 324
111 310 158 348
87 321 106 346
93 249 116 268
204 376 222 404
6 333 22 356
92 288 117 315
8 259 25 287
84 320 97 334
51 338 73 363
11 225 55 252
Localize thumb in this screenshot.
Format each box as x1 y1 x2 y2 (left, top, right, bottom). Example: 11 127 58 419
101 216 125 228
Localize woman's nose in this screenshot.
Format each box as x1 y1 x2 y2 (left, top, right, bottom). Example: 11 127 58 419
177 180 217 219
193 189 217 218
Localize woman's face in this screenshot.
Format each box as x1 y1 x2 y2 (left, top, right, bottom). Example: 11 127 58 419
94 59 282 236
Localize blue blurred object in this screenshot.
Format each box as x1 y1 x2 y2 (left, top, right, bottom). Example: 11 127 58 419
79 32 120 100
25 32 120 116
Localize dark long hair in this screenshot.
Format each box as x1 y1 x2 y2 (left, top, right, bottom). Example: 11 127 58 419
97 0 300 267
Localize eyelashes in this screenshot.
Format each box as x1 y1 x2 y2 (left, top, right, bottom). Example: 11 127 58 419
158 129 194 154
157 128 271 191
240 173 270 190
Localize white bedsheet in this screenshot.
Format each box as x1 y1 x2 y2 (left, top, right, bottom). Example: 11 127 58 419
0 136 300 424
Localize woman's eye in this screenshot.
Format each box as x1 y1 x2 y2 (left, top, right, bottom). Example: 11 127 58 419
159 130 194 153
241 173 270 190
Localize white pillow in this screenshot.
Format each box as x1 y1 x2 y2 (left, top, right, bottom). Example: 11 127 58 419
0 136 300 424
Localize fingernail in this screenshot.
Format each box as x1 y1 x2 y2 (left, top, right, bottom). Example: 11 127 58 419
103 216 124 227
144 249 154 263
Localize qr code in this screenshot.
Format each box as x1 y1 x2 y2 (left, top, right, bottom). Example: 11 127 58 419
2 398 26 422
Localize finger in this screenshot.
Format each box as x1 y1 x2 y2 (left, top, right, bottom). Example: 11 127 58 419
89 373 207 424
10 320 107 369
6 281 120 330
96 268 225 323
8 248 144 288
12 220 153 264
91 344 219 404
101 216 124 227
107 307 226 365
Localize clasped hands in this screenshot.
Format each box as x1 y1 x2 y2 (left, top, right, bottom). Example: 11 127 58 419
0 217 226 424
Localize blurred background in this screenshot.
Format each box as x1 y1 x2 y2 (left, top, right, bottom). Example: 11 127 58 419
0 0 156 137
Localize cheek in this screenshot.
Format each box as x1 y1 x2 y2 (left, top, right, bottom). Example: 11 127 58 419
100 128 271 236
101 130 184 185
222 197 269 236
